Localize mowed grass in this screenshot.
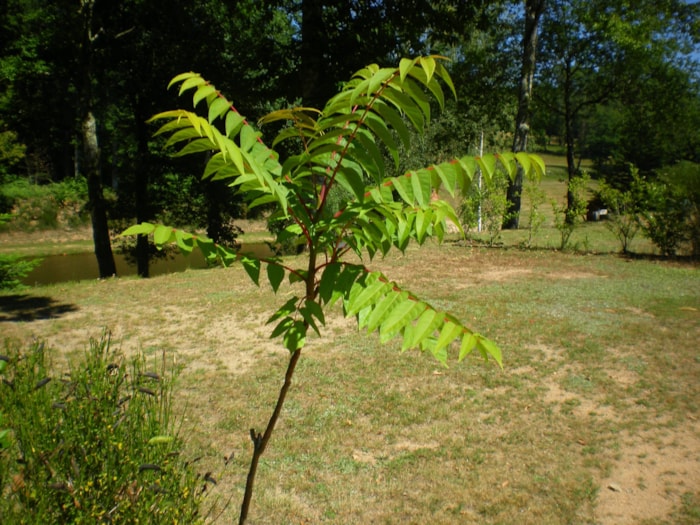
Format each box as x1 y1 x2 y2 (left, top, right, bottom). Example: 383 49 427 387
1 155 697 522
1 242 698 524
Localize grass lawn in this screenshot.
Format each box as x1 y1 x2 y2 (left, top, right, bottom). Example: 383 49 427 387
1 241 698 524
1 155 698 522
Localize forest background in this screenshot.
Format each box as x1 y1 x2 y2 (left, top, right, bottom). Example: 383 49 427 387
1 0 700 274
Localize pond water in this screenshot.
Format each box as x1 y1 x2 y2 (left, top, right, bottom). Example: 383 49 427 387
22 243 273 286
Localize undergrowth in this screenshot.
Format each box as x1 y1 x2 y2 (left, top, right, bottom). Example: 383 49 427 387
0 334 213 524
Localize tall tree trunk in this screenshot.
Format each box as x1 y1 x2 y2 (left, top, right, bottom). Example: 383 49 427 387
300 0 325 107
134 96 150 278
83 110 117 277
80 0 116 278
504 0 546 230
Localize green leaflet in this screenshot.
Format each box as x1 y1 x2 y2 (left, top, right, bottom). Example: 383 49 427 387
300 299 325 336
361 289 405 332
434 321 464 354
319 263 341 305
379 298 425 343
164 126 205 148
179 75 207 96
401 77 432 122
174 229 195 254
240 124 259 152
399 57 418 83
410 69 446 110
476 336 503 367
430 345 449 366
372 100 411 150
283 320 306 352
173 137 216 157
477 154 497 182
409 309 441 349
206 96 228 123
382 87 424 133
345 278 389 317
414 208 433 244
419 56 437 83
458 333 478 362
226 111 245 138
266 262 285 293
167 71 198 89
267 296 298 325
241 256 261 286
410 169 432 206
153 225 174 246
270 316 294 338
334 164 366 201
121 222 156 236
363 111 399 169
367 67 396 97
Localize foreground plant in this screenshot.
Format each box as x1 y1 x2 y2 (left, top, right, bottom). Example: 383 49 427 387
0 335 205 523
124 56 544 523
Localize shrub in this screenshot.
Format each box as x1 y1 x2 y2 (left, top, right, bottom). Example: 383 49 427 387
598 167 644 254
0 128 26 183
635 164 698 258
460 170 513 246
0 254 42 290
552 173 590 251
0 335 207 524
0 178 89 230
522 170 547 248
656 161 700 258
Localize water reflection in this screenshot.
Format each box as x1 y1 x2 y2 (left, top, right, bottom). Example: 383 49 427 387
22 243 273 286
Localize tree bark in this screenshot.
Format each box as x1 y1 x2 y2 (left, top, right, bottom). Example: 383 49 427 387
80 0 116 278
564 58 577 219
300 0 326 107
83 110 117 278
134 96 150 278
504 0 546 230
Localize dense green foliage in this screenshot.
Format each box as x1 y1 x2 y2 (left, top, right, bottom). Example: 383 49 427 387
535 0 700 184
0 336 206 524
596 162 700 257
2 1 697 265
0 178 89 230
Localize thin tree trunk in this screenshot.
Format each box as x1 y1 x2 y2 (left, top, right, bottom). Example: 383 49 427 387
504 0 546 230
83 110 117 278
564 60 577 220
239 249 318 524
239 349 302 524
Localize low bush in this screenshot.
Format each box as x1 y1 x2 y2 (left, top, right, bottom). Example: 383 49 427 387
0 177 89 231
0 254 42 290
0 335 208 524
552 173 590 251
460 170 513 246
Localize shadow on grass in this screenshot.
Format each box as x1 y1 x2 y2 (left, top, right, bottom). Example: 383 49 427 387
0 294 78 322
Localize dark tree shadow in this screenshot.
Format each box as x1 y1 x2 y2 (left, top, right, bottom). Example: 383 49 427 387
0 295 79 322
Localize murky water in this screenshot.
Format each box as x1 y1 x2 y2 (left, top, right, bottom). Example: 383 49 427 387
22 243 273 286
